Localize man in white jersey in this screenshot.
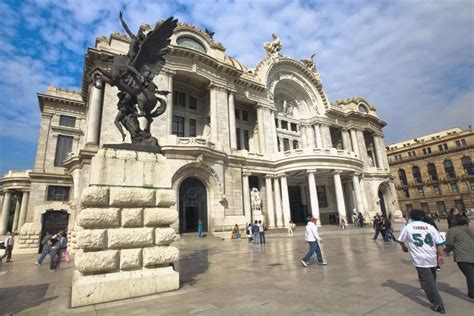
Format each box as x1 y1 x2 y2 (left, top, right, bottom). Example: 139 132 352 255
397 209 446 314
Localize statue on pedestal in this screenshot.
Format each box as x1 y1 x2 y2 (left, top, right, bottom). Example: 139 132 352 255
250 187 262 212
91 12 178 149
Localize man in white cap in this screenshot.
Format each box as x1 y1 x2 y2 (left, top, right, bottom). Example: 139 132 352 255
301 217 327 266
0 232 14 263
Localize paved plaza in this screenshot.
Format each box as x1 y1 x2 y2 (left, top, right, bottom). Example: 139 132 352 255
1 224 472 315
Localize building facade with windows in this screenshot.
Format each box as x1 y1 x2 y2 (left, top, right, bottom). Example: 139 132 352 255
387 127 474 216
0 21 399 253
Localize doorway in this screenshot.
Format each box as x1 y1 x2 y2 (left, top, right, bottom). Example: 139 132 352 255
289 186 307 223
179 177 208 234
39 210 69 253
378 190 387 217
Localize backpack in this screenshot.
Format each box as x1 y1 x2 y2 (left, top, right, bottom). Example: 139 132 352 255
253 225 259 233
0 242 4 249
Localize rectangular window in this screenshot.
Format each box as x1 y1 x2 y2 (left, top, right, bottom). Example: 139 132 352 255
173 91 186 107
59 115 76 128
283 138 290 151
412 151 416 157
436 201 446 214
317 185 328 208
461 139 467 146
54 135 73 167
450 182 458 193
236 128 241 149
243 129 249 150
433 184 441 195
455 140 461 148
406 204 414 212
189 119 196 137
403 188 410 198
454 199 465 212
422 148 426 155
438 144 443 151
242 111 248 121
172 115 184 137
408 152 412 158
421 203 429 213
417 187 425 196
470 180 474 191
281 121 288 130
275 119 278 127
47 186 70 201
290 123 297 132
235 109 240 119
427 147 431 154
443 143 448 150
189 96 197 109
277 137 281 151
292 140 299 149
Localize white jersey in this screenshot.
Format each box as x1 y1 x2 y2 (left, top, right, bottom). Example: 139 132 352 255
397 221 446 268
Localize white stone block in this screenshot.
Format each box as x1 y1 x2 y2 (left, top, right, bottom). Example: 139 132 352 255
75 229 106 250
81 187 109 207
120 248 142 270
154 228 178 246
109 188 155 207
136 151 157 161
121 208 143 227
143 208 178 227
77 208 120 229
75 250 119 274
108 228 154 249
143 246 179 267
115 150 137 160
71 267 179 307
156 189 176 207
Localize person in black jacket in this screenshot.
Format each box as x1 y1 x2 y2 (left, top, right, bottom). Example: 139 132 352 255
447 207 459 228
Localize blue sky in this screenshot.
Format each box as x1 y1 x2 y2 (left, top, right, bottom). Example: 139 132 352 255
0 0 473 175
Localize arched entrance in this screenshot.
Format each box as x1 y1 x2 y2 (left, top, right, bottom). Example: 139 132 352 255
39 210 69 253
378 190 387 217
179 177 208 234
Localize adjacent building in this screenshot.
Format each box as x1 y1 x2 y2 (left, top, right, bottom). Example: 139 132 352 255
0 21 399 253
387 127 474 216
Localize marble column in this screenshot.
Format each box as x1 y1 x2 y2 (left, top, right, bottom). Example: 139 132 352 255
350 129 360 156
85 79 104 145
307 170 321 226
301 125 308 148
167 73 174 136
273 177 283 227
280 174 291 226
373 135 384 169
18 191 29 229
209 84 218 143
352 174 364 216
314 124 323 149
342 129 351 150
0 191 12 235
270 111 278 153
265 176 275 228
306 125 315 149
11 196 21 232
257 106 266 154
242 172 252 224
333 171 347 223
228 91 237 149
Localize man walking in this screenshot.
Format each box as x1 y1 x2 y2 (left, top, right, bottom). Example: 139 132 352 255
0 232 14 263
36 231 53 265
373 215 382 240
301 217 326 266
397 209 447 314
258 220 266 244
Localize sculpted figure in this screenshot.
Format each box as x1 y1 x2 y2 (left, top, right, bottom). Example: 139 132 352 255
301 53 316 71
264 33 282 57
250 187 262 211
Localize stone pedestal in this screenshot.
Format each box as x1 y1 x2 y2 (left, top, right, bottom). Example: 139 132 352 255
71 148 179 307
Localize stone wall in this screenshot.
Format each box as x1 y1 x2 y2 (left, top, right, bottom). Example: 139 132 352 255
71 152 180 307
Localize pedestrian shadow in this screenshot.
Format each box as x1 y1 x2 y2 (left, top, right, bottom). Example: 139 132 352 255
438 282 472 303
175 249 209 287
381 279 431 308
0 283 58 314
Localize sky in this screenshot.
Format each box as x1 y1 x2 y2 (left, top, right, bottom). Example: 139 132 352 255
0 0 473 176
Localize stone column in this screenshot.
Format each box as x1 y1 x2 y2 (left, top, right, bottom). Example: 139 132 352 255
209 84 218 143
301 125 308 148
228 91 237 149
306 125 315 149
374 135 384 169
0 191 12 235
342 129 351 150
321 124 332 148
314 124 323 149
257 106 266 154
167 73 174 136
273 177 283 227
333 171 347 223
280 174 291 226
11 196 21 232
265 176 275 228
85 79 104 146
350 129 360 156
270 111 278 153
242 172 252 224
18 191 29 229
307 170 320 226
352 174 364 216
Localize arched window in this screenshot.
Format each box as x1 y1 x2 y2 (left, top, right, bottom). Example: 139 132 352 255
398 169 408 186
443 160 456 179
462 156 473 176
177 36 207 53
427 163 438 181
412 166 423 184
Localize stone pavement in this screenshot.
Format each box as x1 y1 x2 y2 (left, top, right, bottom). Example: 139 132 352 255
0 223 472 315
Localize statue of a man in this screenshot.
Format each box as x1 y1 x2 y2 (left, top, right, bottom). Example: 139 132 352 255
250 187 262 211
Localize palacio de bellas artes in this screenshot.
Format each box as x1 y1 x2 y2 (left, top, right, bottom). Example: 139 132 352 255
1 1 473 315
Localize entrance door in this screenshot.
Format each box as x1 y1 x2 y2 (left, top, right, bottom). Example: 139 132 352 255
289 186 306 223
39 210 69 253
179 177 207 234
378 190 387 217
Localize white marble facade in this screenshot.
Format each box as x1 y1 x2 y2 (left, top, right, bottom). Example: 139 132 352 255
0 21 400 252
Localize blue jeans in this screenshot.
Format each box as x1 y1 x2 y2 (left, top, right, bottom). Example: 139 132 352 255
302 241 323 263
37 248 51 264
253 232 260 244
